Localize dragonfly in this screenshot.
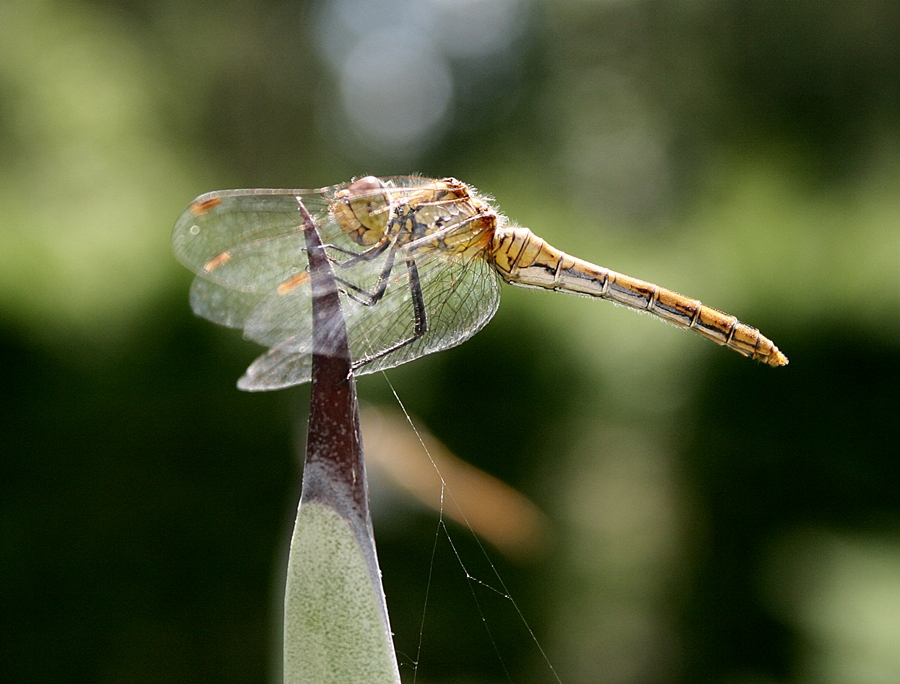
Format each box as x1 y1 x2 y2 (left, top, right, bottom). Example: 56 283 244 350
173 176 787 390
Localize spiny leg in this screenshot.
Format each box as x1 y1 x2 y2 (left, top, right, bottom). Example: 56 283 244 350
351 255 428 371
301 226 402 305
324 236 391 266
335 239 402 307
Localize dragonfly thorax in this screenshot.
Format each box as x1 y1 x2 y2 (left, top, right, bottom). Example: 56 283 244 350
333 176 498 256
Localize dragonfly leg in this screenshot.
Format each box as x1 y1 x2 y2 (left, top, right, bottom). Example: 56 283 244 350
351 255 427 371
325 235 391 265
335 242 399 306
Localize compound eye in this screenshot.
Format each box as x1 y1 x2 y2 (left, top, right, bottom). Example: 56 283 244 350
345 176 389 231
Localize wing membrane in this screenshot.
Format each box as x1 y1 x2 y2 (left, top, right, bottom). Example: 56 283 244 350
173 188 347 292
344 246 501 373
174 177 502 391
189 278 266 330
238 244 501 390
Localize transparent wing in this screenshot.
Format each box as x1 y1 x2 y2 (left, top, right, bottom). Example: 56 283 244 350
344 246 502 375
188 278 266 330
173 177 503 390
237 344 315 392
174 185 387 330
173 177 446 284
174 189 344 286
173 179 452 327
240 241 388 351
238 246 502 390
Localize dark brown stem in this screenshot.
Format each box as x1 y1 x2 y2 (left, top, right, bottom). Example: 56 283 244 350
296 197 381 583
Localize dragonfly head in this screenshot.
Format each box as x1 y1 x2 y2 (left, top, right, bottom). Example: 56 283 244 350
333 176 391 246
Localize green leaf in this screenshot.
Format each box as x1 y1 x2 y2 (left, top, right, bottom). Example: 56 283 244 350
283 501 400 684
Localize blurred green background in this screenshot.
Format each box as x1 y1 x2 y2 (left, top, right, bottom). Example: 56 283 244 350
3 0 900 682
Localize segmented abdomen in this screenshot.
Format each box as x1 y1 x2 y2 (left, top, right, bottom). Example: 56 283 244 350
490 226 788 366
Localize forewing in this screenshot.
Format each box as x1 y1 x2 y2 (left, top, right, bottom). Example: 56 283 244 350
172 187 358 293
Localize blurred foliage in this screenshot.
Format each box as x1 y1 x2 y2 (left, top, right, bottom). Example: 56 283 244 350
2 1 900 683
